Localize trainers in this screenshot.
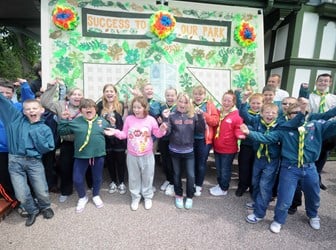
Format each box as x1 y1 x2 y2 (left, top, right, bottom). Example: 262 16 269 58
76 196 88 213
165 184 175 196
152 186 157 193
209 185 227 196
92 196 104 208
16 205 28 218
175 196 184 209
245 201 255 209
270 221 282 233
160 180 170 191
59 195 68 203
131 199 140 211
235 187 245 197
194 186 202 197
246 213 263 224
118 183 127 195
41 208 54 219
185 198 193 209
144 199 152 210
309 217 320 230
108 182 117 194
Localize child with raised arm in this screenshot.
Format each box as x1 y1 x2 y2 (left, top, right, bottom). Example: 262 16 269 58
236 92 263 197
104 96 167 211
158 87 177 196
0 92 55 227
210 90 245 196
240 103 336 233
163 93 205 209
58 99 109 213
192 85 219 197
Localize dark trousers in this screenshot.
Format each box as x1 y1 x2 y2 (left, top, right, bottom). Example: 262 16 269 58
171 151 195 198
0 152 16 199
59 141 92 196
158 139 174 184
105 150 126 185
237 144 255 192
42 149 58 190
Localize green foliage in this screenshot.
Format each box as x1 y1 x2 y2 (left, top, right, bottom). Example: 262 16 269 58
0 27 40 80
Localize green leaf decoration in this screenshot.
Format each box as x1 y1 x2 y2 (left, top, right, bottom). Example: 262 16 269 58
153 54 162 62
185 52 193 64
122 41 130 52
178 63 186 74
137 67 144 74
89 53 104 59
78 40 107 51
53 48 67 58
116 1 128 10
141 59 154 68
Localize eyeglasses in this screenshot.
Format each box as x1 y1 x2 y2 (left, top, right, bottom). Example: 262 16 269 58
282 102 289 105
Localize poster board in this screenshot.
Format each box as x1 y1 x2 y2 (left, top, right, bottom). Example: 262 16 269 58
41 0 265 105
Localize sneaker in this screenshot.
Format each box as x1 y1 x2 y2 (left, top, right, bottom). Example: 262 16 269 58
194 186 202 197
152 186 157 193
118 183 127 195
175 196 184 209
41 208 54 219
59 195 68 203
165 184 175 196
246 213 263 224
144 199 152 210
309 217 320 230
76 196 88 213
131 199 140 211
92 196 104 209
288 206 297 215
245 202 255 209
209 185 227 196
160 180 170 191
270 221 282 233
108 182 117 194
185 198 193 209
16 205 28 218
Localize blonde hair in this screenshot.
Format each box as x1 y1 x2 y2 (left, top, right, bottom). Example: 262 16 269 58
176 92 194 118
65 87 83 101
192 85 206 95
249 93 263 102
101 84 123 115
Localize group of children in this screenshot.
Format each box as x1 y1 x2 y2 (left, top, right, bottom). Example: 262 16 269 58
0 73 335 234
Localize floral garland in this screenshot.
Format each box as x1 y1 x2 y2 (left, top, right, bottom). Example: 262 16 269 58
234 22 256 47
52 5 79 31
149 10 176 40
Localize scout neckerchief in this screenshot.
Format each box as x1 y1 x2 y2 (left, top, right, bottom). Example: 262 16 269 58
256 119 277 162
248 109 259 115
297 122 307 167
215 106 237 139
313 90 327 113
79 114 98 152
167 103 176 111
193 100 207 109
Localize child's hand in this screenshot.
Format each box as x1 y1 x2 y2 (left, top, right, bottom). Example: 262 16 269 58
298 97 309 114
240 124 250 135
243 90 253 102
159 122 168 132
162 109 170 118
104 127 116 136
16 78 27 85
195 107 203 115
301 83 309 89
61 110 71 120
157 116 163 124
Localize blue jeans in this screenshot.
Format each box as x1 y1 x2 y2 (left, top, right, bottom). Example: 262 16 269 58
73 157 104 198
214 152 236 191
194 139 212 187
252 157 279 218
8 154 50 215
170 151 195 198
274 162 320 224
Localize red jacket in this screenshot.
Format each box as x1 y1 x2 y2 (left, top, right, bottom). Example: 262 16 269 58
213 109 245 154
203 101 220 145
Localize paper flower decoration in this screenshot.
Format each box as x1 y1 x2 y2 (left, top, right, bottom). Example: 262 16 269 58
149 11 176 39
234 22 256 47
52 5 79 31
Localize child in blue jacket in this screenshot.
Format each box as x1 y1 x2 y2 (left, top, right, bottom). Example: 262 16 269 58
0 92 55 227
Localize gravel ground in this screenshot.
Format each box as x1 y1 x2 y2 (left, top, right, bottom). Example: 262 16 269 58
0 158 335 250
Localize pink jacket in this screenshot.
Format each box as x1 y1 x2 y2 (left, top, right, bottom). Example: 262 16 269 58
114 115 165 156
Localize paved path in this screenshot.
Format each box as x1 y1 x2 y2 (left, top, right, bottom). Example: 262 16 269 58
0 159 335 249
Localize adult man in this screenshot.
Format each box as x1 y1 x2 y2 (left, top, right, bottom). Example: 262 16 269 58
267 74 289 102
